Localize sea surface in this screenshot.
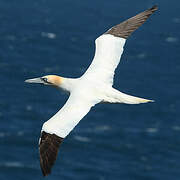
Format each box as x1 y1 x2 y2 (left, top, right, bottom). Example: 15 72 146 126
0 0 180 179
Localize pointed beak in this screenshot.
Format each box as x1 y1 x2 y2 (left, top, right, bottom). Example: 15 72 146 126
25 77 43 84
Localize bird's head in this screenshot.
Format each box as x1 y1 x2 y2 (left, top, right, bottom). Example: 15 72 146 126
25 75 63 87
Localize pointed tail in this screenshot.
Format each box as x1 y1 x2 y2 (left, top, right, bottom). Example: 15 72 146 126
104 89 154 104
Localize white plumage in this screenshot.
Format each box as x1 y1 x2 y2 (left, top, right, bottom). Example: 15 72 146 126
84 34 126 85
25 5 158 176
42 34 126 138
42 91 96 138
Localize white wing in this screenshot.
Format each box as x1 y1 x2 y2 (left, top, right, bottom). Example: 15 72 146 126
38 6 158 176
39 93 95 176
84 34 126 85
83 5 158 85
42 93 95 138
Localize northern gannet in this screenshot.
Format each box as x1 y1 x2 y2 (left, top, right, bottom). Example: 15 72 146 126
25 6 158 176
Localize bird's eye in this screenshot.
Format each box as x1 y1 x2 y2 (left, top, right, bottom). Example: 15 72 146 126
41 77 48 83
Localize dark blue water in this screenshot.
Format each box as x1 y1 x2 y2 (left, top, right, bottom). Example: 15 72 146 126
0 0 180 179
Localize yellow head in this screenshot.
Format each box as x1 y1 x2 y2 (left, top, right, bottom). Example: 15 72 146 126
25 75 63 87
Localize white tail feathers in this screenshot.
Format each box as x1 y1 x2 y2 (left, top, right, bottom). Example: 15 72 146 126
104 89 154 104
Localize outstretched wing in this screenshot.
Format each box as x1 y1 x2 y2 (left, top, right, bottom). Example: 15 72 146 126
39 93 95 176
83 6 158 85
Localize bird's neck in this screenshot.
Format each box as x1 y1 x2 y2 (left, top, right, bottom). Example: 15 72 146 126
59 77 78 93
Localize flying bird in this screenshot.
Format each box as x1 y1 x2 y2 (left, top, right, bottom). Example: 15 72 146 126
25 5 158 176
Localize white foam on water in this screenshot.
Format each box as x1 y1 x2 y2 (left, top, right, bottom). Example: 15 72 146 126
94 125 111 132
17 131 24 136
41 32 56 39
74 135 91 142
172 18 180 23
165 37 178 43
146 128 158 133
172 126 180 131
0 132 6 137
137 53 147 59
0 161 38 170
26 105 32 111
0 131 24 138
1 162 24 168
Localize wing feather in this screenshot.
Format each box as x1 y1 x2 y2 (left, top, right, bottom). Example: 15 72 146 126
39 131 64 176
42 94 94 138
38 6 158 176
105 5 158 38
39 94 95 176
83 6 158 85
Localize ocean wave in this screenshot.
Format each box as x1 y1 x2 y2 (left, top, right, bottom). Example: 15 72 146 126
74 135 91 142
0 161 24 168
137 53 147 59
0 132 8 138
94 125 111 132
172 126 180 131
0 161 38 170
172 18 180 23
146 128 158 133
41 32 56 39
165 37 178 43
0 131 24 138
26 105 32 111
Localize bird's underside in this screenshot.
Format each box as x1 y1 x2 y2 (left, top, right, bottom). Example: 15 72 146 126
26 5 158 176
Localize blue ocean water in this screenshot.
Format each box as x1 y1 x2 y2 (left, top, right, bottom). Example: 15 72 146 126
0 0 180 179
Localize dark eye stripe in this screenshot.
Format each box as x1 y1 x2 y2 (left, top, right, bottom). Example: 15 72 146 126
41 77 48 83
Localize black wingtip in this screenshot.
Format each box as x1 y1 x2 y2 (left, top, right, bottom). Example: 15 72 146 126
39 131 64 177
42 172 49 177
150 5 158 11
42 168 51 177
105 6 158 39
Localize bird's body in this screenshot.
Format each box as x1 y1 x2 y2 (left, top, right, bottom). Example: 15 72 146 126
25 6 158 176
